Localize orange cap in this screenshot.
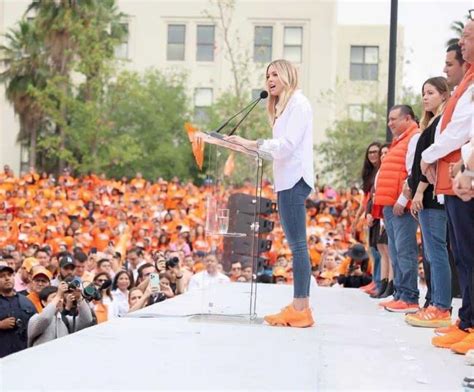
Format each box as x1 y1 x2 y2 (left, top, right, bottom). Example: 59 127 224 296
22 257 39 272
31 266 52 281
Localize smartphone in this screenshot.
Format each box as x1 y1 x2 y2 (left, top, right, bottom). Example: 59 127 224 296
149 273 160 290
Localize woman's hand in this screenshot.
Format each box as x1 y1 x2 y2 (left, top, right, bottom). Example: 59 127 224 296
224 135 257 150
410 191 424 218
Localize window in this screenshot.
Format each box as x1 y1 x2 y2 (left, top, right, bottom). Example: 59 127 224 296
197 25 215 61
194 88 213 122
254 26 272 62
348 104 376 122
350 46 379 81
283 27 302 63
167 24 186 61
114 22 129 59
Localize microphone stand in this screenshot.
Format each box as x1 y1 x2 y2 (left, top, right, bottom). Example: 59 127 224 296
208 96 261 139
227 98 261 137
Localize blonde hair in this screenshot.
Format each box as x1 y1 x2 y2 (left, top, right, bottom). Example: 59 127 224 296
419 77 450 132
265 59 299 125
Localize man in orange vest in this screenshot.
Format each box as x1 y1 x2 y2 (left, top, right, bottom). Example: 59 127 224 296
374 105 420 313
421 20 474 354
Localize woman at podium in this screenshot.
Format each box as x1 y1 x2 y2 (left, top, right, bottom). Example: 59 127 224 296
226 59 315 327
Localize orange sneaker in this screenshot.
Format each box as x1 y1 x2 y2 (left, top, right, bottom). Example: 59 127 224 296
385 300 419 313
434 319 460 336
405 306 451 328
451 330 474 354
432 327 468 348
360 282 375 292
378 298 396 307
264 305 315 328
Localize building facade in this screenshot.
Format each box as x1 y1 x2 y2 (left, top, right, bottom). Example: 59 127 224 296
0 0 402 174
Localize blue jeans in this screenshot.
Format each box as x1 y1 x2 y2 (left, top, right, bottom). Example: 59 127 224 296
277 178 312 298
418 208 451 310
371 247 381 290
383 206 419 304
445 196 474 330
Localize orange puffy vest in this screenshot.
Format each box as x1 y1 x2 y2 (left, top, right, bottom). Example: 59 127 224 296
435 66 474 195
374 123 420 206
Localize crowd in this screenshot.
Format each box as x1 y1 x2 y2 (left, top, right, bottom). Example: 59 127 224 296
0 160 365 357
0 15 473 366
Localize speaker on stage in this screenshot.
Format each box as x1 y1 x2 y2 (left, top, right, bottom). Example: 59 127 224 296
227 193 276 215
222 192 275 271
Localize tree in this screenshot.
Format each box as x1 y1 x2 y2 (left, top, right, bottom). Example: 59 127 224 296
26 0 127 172
0 20 47 168
446 13 471 47
317 89 423 187
317 101 387 187
99 69 196 180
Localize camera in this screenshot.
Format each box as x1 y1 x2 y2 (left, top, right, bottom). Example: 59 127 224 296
64 277 81 292
82 283 102 302
15 318 23 329
166 257 179 269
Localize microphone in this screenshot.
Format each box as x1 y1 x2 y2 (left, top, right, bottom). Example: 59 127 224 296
209 91 268 139
227 90 268 137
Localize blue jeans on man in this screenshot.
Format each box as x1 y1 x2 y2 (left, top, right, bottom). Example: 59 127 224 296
383 206 419 304
445 196 474 330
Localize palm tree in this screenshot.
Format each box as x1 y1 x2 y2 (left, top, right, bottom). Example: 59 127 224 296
0 20 47 168
26 0 127 172
446 19 466 47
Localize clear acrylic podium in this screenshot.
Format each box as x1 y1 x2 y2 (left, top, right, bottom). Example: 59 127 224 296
196 131 272 322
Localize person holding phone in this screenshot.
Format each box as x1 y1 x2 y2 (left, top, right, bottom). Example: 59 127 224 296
226 59 314 327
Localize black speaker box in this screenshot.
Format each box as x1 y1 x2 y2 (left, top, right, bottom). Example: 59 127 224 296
228 193 275 215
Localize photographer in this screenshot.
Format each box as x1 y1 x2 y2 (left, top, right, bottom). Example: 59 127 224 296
165 256 185 295
27 281 94 347
51 254 77 287
0 262 37 358
129 272 175 313
337 244 373 288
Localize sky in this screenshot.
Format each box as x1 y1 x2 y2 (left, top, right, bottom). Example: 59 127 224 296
337 0 473 91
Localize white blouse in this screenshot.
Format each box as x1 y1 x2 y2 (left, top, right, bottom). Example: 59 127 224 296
260 90 315 192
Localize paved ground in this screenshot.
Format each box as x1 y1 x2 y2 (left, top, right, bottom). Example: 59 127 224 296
0 283 470 391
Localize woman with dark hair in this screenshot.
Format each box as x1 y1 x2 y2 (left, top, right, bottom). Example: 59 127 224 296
353 142 382 295
372 144 394 298
111 270 134 317
90 272 117 323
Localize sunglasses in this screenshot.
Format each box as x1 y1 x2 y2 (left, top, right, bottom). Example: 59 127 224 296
469 9 474 20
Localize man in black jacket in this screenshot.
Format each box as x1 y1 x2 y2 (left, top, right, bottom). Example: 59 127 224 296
0 262 37 358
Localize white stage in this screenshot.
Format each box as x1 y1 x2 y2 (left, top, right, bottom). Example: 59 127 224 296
0 283 471 391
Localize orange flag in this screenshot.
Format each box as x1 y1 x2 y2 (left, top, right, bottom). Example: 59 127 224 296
184 122 204 170
223 152 235 177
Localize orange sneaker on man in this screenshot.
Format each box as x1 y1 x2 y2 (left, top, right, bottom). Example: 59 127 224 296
385 300 419 313
451 330 474 355
378 298 396 308
264 305 315 328
405 306 451 328
434 319 460 336
432 328 469 348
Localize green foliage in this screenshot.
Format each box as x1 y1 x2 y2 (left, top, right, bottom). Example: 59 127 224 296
317 91 423 187
1 0 198 180
102 70 195 180
317 101 387 187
